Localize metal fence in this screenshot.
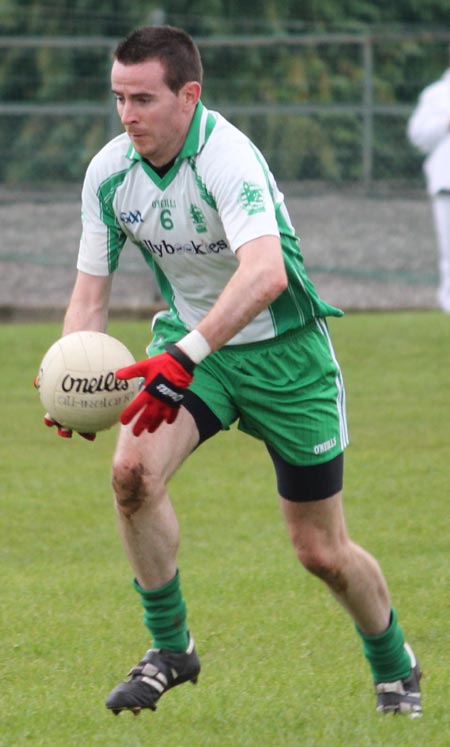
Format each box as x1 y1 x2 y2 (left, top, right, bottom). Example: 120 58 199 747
0 30 449 188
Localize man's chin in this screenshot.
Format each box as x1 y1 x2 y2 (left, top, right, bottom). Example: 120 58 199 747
129 136 149 157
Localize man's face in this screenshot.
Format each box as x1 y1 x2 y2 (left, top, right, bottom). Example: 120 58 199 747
111 58 200 166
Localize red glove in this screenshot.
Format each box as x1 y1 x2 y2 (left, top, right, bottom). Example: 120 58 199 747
43 414 96 441
33 376 96 441
116 344 195 436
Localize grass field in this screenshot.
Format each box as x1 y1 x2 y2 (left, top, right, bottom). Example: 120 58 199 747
1 312 449 746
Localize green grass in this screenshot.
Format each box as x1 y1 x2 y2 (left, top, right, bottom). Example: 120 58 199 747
1 312 449 746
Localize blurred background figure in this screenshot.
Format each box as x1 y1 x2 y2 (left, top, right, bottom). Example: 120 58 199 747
408 68 450 313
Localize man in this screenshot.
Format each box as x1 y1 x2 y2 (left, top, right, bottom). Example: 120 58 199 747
50 25 422 717
408 68 450 313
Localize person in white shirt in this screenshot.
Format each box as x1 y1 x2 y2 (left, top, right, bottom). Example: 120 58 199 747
42 24 422 719
408 69 450 312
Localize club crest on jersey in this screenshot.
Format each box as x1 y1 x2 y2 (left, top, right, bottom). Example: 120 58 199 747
189 204 207 233
239 181 265 215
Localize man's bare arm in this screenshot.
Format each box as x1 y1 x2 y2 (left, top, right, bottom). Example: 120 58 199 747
62 271 113 335
192 235 288 353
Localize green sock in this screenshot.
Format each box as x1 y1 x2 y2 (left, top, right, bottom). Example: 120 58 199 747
133 570 189 653
357 608 412 682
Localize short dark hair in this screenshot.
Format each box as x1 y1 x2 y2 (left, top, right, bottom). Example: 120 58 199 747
114 25 203 93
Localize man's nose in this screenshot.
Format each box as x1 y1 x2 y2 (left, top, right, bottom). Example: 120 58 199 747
120 101 138 124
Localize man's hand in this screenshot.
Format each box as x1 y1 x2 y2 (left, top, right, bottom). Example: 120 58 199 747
43 413 97 441
33 375 96 441
116 344 195 436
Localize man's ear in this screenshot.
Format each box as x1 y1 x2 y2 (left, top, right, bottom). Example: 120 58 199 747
180 80 201 111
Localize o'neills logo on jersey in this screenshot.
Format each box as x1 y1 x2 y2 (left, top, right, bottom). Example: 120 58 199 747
141 238 228 257
61 372 131 394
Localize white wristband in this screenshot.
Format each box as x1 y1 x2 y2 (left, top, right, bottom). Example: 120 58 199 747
177 330 212 364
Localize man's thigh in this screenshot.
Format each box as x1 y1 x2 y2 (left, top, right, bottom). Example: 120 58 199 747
113 406 201 485
198 319 348 466
280 489 348 551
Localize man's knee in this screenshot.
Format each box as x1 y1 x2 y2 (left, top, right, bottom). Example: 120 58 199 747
295 542 349 594
112 456 161 518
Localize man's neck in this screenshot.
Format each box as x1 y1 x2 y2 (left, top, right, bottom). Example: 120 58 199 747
144 156 177 177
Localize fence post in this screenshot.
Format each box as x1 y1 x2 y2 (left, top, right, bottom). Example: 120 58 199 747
107 40 122 141
362 34 374 190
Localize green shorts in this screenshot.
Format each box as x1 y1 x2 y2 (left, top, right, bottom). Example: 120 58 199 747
148 313 348 467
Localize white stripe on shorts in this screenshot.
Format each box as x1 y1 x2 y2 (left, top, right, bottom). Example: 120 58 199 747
314 318 349 451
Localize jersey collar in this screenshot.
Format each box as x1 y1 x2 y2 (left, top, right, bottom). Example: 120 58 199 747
125 100 216 164
178 101 217 159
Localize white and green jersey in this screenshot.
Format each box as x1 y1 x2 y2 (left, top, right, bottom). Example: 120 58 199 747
78 101 342 345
